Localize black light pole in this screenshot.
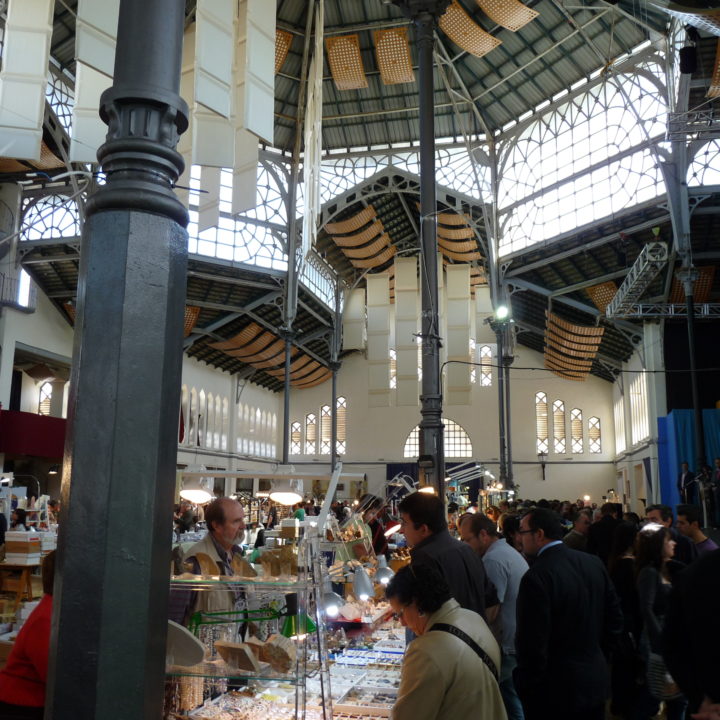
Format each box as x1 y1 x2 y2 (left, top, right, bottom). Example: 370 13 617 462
678 268 706 475
494 323 508 486
46 1 188 718
393 0 450 497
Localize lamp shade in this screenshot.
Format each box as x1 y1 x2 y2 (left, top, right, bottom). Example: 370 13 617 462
281 592 317 639
179 475 213 504
353 566 374 601
322 590 345 618
269 477 303 506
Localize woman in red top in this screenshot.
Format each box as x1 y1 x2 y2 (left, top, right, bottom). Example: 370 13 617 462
0 551 55 719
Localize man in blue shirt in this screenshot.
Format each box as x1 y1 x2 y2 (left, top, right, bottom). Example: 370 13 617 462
459 512 528 720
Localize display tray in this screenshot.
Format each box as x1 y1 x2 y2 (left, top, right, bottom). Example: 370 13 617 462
170 574 307 592
166 660 301 683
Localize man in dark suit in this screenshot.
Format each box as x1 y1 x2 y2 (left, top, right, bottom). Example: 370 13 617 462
586 501 619 566
646 504 697 566
677 461 695 505
514 508 623 720
663 549 720 714
398 492 488 619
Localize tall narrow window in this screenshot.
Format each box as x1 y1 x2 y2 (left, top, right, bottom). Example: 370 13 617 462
553 400 566 453
588 417 601 453
535 392 549 453
614 396 626 454
305 413 317 454
480 345 493 387
319 405 332 454
469 339 477 384
336 396 347 455
290 421 302 455
38 382 52 415
417 337 423 383
571 408 583 453
630 372 649 445
389 349 397 389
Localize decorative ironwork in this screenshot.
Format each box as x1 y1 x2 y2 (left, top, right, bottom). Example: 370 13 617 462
21 194 81 240
497 54 667 256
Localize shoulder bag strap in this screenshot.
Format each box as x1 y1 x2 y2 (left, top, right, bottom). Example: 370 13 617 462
429 623 499 681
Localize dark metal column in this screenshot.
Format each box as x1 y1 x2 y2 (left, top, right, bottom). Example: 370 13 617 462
281 332 294 464
330 282 342 473
679 268 706 473
46 1 188 719
394 0 450 497
495 325 507 486
281 2 315 464
504 355 514 488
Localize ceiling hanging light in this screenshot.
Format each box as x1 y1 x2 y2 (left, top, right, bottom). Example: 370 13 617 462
269 477 303 506
179 475 213 504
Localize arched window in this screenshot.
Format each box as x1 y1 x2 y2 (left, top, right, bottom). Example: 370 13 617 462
198 390 207 447
336 396 347 455
319 404 332 454
469 339 476 384
189 388 198 446
179 385 189 445
38 382 52 415
290 421 302 455
479 345 493 387
305 413 317 454
403 418 473 458
206 393 215 448
214 395 222 449
552 400 566 454
221 398 229 451
389 349 397 389
614 397 626 454
270 413 278 457
571 408 583 453
629 372 649 445
588 417 601 454
535 392 549 453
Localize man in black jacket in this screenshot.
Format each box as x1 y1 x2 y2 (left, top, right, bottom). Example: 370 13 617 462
646 504 697 566
398 493 488 619
514 508 623 720
587 501 618 566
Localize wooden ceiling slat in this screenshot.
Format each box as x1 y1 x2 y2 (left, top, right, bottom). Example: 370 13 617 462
325 206 377 234
440 248 482 262
437 225 474 240
332 220 385 248
438 237 478 253
341 233 391 259
349 245 397 268
210 322 264 351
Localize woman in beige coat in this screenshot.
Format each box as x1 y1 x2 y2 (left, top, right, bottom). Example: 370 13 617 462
386 564 507 720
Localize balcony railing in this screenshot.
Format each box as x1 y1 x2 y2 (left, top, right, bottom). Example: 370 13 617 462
0 272 37 311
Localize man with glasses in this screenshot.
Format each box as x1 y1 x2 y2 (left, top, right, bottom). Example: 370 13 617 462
398 493 489 619
514 508 622 720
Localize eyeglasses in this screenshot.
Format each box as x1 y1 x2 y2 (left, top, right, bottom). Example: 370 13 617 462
517 528 537 535
392 607 407 621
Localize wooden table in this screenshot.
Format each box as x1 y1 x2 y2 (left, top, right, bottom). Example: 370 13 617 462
0 562 40 611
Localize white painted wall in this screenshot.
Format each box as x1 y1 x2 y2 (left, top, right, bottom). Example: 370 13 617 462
0 289 74 410
288 341 617 503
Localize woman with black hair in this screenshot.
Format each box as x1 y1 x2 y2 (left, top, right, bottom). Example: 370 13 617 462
10 509 28 531
635 522 687 720
386 564 506 720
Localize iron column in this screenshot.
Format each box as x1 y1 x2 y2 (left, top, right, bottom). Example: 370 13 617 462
46 1 188 718
678 267 706 474
394 0 450 497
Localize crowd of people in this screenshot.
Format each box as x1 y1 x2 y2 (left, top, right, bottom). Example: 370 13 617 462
389 493 720 720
